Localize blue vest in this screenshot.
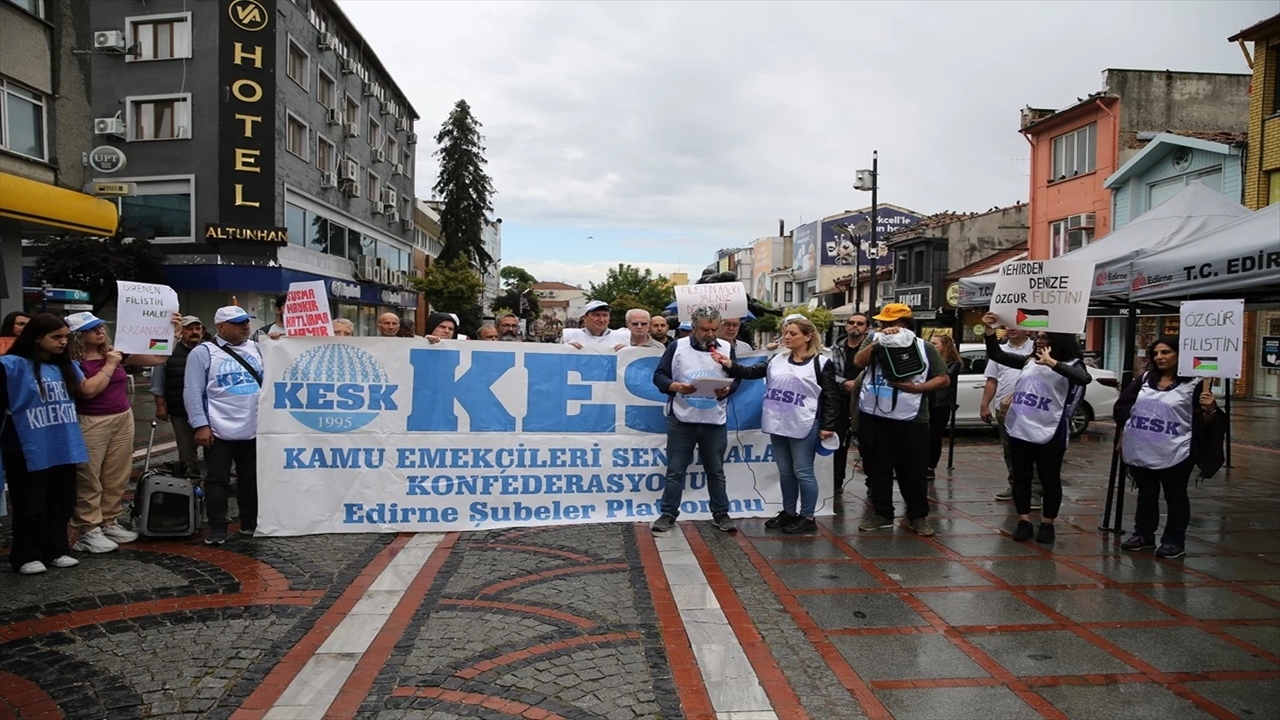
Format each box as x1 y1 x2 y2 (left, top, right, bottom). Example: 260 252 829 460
1 356 89 472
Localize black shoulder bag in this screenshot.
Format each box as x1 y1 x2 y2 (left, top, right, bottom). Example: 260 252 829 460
220 344 263 386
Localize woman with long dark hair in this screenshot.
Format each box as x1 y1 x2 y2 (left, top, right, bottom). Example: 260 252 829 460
711 315 841 534
0 311 31 355
927 334 962 481
0 314 89 574
1115 337 1224 559
981 312 1091 544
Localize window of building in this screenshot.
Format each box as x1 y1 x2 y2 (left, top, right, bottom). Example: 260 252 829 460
0 78 46 160
344 95 359 129
368 115 381 150
402 149 412 178
5 0 42 18
118 178 193 241
367 170 380 203
317 67 336 109
1050 123 1096 181
783 282 794 303
127 94 191 141
287 40 310 90
386 136 398 170
127 13 192 61
1050 214 1096 257
317 134 335 173
912 247 925 282
286 114 308 160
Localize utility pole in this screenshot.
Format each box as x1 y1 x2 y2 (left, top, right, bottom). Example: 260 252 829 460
854 151 879 312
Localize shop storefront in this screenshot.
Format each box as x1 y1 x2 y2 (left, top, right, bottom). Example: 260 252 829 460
1253 308 1280 400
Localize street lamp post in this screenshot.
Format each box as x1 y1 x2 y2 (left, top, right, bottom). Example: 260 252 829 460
854 151 879 312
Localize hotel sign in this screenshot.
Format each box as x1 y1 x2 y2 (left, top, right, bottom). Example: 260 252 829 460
205 223 288 243
218 0 276 231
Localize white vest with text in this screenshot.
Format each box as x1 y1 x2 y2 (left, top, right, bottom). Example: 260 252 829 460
763 354 826 439
1121 376 1197 470
858 340 928 422
668 337 732 425
202 340 263 441
1004 359 1082 445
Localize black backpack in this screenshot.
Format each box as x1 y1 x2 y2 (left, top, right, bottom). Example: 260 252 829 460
877 340 926 381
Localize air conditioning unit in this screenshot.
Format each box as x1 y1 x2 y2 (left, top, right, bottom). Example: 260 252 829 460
397 270 409 287
318 32 337 51
409 268 423 280
94 30 126 51
363 83 376 97
341 57 357 75
393 162 404 176
343 122 359 138
388 209 400 225
395 117 407 132
340 178 360 198
358 255 377 281
325 107 342 126
94 117 126 136
374 260 388 284
320 171 338 188
372 148 386 163
341 158 359 180
405 132 417 145
383 188 397 207
402 219 415 233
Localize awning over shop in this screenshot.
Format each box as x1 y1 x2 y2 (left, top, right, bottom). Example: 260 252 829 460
0 172 118 236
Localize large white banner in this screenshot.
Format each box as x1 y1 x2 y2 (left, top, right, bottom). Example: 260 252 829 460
990 257 1095 334
1178 299 1244 379
257 339 831 536
115 280 179 355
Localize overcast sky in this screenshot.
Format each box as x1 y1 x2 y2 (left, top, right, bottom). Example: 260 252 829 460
337 0 1274 287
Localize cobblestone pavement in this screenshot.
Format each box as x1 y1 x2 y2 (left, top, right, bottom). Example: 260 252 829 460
2 409 1279 719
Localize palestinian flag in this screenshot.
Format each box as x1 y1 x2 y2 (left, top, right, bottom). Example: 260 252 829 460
1015 308 1049 329
148 338 169 352
1193 357 1219 372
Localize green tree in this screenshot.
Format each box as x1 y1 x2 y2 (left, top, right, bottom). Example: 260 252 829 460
31 235 166 313
492 265 540 320
411 257 485 334
434 99 496 268
784 305 835 334
587 264 674 329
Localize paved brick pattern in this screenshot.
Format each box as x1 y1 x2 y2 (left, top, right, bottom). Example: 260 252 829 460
357 524 680 719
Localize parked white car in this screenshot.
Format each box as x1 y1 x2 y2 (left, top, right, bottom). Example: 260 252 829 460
952 343 1120 437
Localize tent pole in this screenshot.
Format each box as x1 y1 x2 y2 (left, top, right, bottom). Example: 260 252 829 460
1102 303 1139 533
947 309 962 470
1111 459 1129 533
1100 446 1121 532
1225 379 1233 469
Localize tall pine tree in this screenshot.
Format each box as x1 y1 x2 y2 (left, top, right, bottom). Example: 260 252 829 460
433 99 495 268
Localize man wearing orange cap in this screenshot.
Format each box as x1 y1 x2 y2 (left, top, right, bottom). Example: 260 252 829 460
850 303 950 537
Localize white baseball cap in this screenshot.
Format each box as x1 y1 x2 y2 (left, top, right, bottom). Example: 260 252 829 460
65 311 107 333
582 300 611 315
214 306 252 324
815 434 841 456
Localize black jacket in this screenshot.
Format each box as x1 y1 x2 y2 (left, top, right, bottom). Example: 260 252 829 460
1114 372 1226 478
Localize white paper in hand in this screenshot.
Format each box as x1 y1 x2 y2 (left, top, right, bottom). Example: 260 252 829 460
689 377 733 399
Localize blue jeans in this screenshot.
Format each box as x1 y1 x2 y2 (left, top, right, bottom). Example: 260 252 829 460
660 415 730 517
772 421 819 518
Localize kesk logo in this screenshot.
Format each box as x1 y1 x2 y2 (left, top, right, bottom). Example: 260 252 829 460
216 356 263 397
274 344 398 433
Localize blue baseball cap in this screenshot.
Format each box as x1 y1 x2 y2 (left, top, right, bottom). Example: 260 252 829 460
214 306 252 324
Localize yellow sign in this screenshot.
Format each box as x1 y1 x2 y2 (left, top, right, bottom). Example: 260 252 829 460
945 283 960 307
228 0 268 31
92 182 133 196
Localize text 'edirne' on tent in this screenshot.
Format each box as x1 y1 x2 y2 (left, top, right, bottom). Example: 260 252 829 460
1127 202 1280 302
956 181 1255 309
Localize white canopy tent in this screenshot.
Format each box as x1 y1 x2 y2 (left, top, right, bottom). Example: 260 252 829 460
1129 203 1280 301
957 182 1250 307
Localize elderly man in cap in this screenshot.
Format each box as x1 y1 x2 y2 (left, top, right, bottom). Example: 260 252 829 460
184 306 264 545
562 300 625 349
150 316 208 480
850 303 950 537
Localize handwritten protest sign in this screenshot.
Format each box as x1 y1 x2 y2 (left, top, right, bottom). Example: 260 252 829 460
284 281 333 336
674 282 748 324
115 281 179 355
1179 299 1244 379
990 257 1094 334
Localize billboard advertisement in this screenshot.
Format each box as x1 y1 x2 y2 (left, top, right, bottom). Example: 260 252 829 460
752 237 779 303
820 207 923 268
792 222 820 281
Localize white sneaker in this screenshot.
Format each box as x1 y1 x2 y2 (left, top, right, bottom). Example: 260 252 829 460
73 527 119 554
51 555 80 568
101 524 138 543
18 561 47 575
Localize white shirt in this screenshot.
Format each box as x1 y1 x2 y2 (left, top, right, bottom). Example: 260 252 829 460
562 327 626 347
984 339 1034 404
